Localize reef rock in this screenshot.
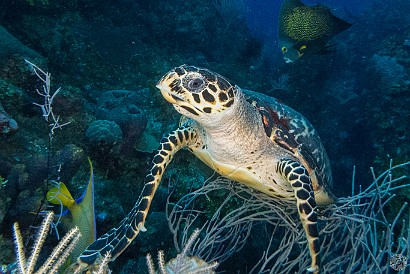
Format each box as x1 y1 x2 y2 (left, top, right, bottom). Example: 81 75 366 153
85 120 123 146
95 89 149 154
0 101 18 135
0 25 43 64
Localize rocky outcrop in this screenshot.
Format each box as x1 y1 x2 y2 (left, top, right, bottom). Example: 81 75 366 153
0 25 43 63
0 101 18 135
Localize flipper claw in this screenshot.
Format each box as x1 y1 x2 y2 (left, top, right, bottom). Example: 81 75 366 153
138 223 147 232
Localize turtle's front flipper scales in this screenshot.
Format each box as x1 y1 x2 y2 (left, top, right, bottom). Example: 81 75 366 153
67 126 198 273
277 159 320 274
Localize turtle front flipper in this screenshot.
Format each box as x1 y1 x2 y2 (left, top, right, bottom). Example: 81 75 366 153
277 159 320 273
68 126 197 272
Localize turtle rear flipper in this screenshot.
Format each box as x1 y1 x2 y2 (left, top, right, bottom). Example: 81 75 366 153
277 159 320 273
68 126 197 272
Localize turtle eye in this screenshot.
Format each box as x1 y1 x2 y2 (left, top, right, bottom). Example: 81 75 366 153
187 77 205 93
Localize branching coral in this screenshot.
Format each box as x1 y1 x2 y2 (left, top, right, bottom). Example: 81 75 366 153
166 161 410 273
146 229 218 274
10 211 112 274
12 211 81 274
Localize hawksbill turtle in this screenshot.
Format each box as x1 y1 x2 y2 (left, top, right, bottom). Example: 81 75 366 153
72 65 335 273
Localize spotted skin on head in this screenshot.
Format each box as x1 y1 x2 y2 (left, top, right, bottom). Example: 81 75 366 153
157 65 236 118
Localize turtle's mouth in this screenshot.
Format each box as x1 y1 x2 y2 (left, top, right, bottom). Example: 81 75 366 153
157 82 203 117
156 82 184 105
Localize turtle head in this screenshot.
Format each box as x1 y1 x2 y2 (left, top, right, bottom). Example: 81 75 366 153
156 65 237 121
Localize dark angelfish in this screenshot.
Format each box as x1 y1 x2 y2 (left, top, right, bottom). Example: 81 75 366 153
278 0 352 62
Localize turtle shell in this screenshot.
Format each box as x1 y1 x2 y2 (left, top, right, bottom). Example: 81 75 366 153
243 89 333 194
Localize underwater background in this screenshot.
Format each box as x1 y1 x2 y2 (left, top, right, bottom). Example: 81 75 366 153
0 0 409 273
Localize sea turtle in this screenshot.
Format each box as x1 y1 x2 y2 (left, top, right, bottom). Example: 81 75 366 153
72 65 335 273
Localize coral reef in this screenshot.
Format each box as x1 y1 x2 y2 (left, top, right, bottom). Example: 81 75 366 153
146 229 218 274
12 212 81 274
85 120 123 147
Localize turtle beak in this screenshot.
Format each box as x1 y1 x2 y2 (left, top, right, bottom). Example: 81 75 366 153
156 80 182 105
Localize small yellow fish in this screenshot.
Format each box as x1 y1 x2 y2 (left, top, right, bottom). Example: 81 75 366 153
278 0 352 62
46 158 96 263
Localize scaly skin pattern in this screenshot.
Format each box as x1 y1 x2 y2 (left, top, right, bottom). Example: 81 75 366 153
73 65 333 273
277 159 320 273
69 126 197 272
